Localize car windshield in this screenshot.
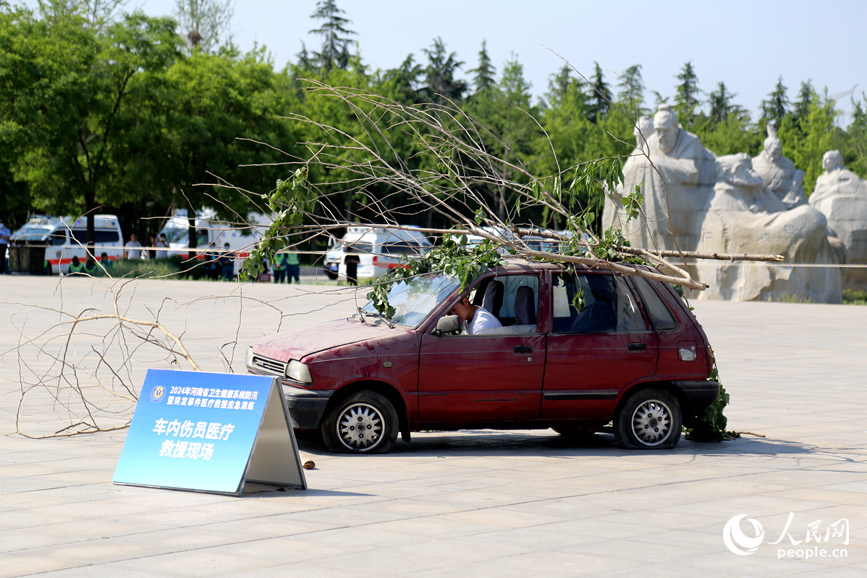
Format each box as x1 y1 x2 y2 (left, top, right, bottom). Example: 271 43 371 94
12 226 52 241
362 273 460 327
160 227 187 245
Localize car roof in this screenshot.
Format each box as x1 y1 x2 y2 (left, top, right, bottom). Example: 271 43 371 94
492 257 613 275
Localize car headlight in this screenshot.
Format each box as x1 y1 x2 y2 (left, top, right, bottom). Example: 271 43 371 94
245 346 254 369
285 360 312 384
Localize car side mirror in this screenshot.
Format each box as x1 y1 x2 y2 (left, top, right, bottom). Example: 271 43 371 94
433 314 461 336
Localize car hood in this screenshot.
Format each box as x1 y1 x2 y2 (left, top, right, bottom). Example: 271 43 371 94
250 317 405 361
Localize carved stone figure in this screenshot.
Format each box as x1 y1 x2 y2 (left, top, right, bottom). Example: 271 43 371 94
603 104 842 302
751 124 808 209
690 154 841 302
602 116 653 232
809 150 867 289
610 104 718 252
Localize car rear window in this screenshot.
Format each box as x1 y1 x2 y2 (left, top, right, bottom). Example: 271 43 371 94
630 276 678 330
552 273 647 333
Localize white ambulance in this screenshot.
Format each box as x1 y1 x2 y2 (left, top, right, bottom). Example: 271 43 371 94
323 225 433 281
11 214 124 274
158 209 271 275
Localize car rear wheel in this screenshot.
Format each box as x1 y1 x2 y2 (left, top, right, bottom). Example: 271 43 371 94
614 388 681 449
321 391 398 453
323 268 338 280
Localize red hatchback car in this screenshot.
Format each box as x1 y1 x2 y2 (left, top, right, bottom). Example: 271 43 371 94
246 260 719 453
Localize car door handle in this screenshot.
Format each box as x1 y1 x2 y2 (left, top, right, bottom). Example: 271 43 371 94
513 345 533 354
628 342 646 351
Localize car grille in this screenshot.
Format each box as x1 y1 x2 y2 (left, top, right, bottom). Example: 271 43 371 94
251 355 286 377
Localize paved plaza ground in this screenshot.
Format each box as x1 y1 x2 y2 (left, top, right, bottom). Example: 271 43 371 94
1 275 865 576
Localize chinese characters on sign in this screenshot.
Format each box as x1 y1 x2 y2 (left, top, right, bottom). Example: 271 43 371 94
151 419 237 461
165 385 258 411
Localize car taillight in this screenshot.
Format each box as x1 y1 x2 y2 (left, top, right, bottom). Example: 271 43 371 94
373 255 379 266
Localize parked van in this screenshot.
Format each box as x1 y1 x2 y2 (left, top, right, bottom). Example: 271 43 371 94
323 225 433 281
11 214 123 274
158 209 271 275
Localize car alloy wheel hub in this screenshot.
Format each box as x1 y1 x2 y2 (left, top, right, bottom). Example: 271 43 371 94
337 403 383 450
631 400 672 446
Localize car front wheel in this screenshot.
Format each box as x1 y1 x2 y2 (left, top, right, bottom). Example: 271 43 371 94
321 391 398 453
614 388 682 450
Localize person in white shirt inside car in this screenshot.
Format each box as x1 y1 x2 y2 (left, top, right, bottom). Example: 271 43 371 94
450 296 502 335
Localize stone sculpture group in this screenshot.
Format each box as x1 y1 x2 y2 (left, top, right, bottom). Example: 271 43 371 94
603 105 867 302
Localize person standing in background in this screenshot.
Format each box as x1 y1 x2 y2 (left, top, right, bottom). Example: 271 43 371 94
0 218 10 275
124 234 142 259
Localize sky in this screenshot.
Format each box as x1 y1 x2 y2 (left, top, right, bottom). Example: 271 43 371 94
116 1 867 124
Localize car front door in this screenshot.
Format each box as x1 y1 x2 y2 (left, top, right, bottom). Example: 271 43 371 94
417 273 546 422
541 272 658 421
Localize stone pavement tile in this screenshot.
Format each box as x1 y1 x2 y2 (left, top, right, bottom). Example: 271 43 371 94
0 509 80 533
1 516 162 553
771 487 867 506
301 546 451 574
35 567 161 578
410 559 595 578
1 539 160 576
387 535 536 565
484 548 633 574
372 515 514 540
272 502 419 530
339 496 477 518
198 515 336 539
193 536 371 563
97 547 293 577
435 506 564 531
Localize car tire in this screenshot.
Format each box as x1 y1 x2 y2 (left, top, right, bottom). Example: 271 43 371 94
323 268 338 280
321 391 398 453
614 388 682 450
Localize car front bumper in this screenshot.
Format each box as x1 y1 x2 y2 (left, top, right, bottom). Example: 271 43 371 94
282 384 334 430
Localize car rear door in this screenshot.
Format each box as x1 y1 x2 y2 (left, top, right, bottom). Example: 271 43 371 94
540 272 657 421
417 273 546 422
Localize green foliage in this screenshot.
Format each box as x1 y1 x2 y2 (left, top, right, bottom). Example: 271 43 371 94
778 94 837 195
842 289 867 305
366 234 506 318
684 353 739 442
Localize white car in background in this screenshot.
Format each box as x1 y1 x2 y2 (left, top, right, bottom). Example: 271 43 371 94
11 214 124 274
323 225 432 281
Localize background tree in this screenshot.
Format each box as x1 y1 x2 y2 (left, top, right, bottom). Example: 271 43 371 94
616 64 645 115
308 0 355 73
420 37 467 104
586 62 611 124
1 9 180 243
468 40 496 95
674 61 701 128
175 0 234 53
760 76 789 128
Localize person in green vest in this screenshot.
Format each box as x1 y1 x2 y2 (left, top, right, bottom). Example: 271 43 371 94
286 251 300 284
67 256 85 276
99 252 114 276
83 257 99 276
272 252 288 283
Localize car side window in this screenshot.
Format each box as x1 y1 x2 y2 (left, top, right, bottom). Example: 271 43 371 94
552 273 646 333
451 274 540 336
631 276 678 330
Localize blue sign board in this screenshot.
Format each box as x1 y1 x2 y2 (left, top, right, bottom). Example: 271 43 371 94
114 369 306 495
